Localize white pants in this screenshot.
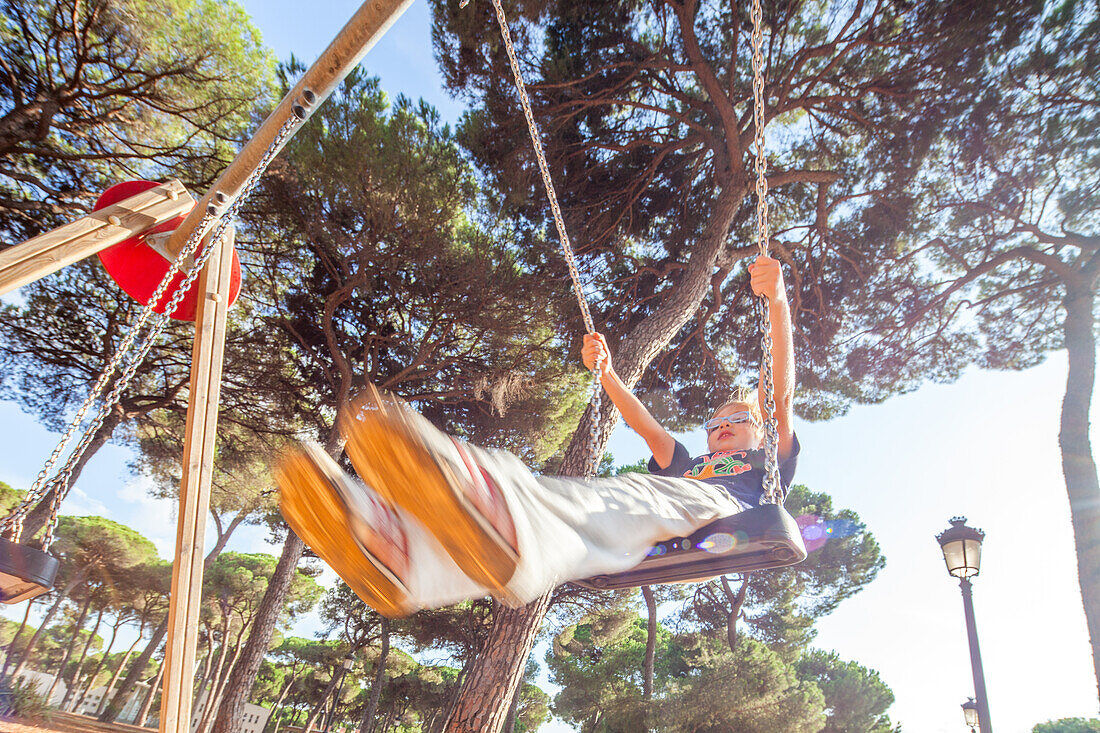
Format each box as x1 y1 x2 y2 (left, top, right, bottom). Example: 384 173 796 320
397 442 747 610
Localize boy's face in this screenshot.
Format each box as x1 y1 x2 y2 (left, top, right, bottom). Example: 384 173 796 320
705 402 762 453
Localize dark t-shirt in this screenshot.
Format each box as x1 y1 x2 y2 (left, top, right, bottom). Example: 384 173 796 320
646 434 801 508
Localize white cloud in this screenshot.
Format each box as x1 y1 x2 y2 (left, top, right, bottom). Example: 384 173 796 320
63 485 111 517
117 476 177 560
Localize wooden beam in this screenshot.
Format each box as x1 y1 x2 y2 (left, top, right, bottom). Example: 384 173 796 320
158 229 235 733
163 0 414 259
0 179 193 295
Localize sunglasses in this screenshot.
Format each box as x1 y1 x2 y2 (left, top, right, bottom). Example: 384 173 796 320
703 411 759 432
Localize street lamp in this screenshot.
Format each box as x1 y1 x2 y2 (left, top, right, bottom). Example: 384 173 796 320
937 517 993 732
961 697 979 732
323 655 356 733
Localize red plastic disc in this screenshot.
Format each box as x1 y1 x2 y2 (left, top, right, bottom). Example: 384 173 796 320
94 180 241 321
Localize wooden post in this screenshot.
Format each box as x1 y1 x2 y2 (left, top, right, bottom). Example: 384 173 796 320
0 179 192 295
159 229 236 733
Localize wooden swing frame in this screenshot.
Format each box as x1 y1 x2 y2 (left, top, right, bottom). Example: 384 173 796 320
0 2 414 732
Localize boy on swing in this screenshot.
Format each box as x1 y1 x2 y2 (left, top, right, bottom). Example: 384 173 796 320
279 254 798 617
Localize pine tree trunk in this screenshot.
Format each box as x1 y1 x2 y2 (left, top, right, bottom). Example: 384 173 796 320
138 654 168 726
442 188 744 732
102 534 233 723
211 433 341 733
196 618 232 733
720 575 748 653
303 669 340 733
48 593 93 702
1 596 36 682
76 615 122 713
443 594 552 733
502 685 520 733
641 585 657 701
359 620 389 733
98 618 168 721
99 635 141 716
199 628 249 733
210 531 305 733
264 672 300 733
1060 287 1100 702
63 605 105 710
12 571 85 682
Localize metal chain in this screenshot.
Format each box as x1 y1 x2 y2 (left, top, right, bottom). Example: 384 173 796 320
750 0 781 504
486 0 604 476
0 207 216 543
5 116 303 549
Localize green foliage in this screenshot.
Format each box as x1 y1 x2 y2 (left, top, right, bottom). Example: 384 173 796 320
203 552 321 630
0 616 27 647
242 66 585 463
615 459 650 475
0 481 23 515
515 681 551 733
1 677 52 722
547 477 889 730
548 609 828 732
1034 719 1100 733
690 485 884 654
0 0 275 240
797 649 895 732
659 635 826 733
431 0 1042 424
514 657 551 732
52 515 160 588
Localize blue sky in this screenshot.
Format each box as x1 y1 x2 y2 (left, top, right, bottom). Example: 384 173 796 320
3 1 1098 731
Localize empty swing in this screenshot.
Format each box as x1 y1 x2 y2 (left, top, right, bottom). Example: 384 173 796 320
481 0 807 588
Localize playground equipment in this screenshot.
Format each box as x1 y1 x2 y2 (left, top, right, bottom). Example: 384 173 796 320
0 3 416 733
481 0 807 585
0 0 803 729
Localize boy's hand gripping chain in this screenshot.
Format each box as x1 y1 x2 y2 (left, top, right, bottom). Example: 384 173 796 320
749 0 783 505
483 0 604 476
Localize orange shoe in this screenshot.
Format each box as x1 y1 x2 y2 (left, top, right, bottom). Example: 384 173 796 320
339 387 519 591
278 442 413 618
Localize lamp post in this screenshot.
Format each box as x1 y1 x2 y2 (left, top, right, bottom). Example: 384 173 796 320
323 655 355 733
937 517 993 732
962 697 979 732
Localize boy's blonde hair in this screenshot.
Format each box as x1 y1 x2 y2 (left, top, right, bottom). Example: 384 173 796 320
713 385 762 424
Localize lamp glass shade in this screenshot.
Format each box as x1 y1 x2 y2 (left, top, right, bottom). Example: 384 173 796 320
941 538 982 578
937 518 984 578
961 698 979 726
342 656 355 670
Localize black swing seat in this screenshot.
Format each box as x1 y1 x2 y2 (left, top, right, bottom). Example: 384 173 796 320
0 536 59 604
575 503 807 591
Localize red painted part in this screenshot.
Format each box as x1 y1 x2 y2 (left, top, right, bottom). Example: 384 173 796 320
94 180 241 321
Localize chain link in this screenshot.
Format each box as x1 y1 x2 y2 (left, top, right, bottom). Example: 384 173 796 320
487 0 604 475
750 0 782 504
4 116 303 549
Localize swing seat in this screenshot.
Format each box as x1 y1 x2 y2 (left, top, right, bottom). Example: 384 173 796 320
575 504 807 590
0 537 59 604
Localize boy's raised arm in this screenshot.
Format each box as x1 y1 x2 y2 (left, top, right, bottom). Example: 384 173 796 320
748 255 796 461
582 333 677 469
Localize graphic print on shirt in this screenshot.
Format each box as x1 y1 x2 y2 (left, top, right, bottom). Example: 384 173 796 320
683 450 753 481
